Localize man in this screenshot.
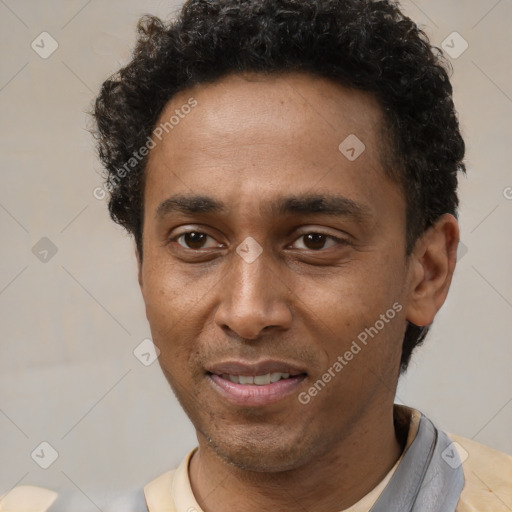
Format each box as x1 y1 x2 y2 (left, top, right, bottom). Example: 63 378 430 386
94 0 511 510
4 0 509 511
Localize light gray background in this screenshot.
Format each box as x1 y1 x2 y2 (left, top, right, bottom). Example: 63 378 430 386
1 0 511 506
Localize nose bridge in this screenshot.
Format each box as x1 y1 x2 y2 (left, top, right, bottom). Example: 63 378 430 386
231 247 271 301
215 240 292 339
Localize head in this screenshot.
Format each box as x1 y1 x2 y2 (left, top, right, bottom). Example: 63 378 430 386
93 0 464 472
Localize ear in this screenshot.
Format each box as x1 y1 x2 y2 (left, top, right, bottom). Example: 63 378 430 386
404 214 460 327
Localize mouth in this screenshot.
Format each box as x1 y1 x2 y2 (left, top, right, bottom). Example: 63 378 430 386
217 372 294 385
206 360 307 406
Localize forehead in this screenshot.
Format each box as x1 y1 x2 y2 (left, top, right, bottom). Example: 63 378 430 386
144 71 401 221
152 71 384 153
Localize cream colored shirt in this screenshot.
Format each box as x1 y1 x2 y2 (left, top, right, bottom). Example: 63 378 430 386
0 486 57 512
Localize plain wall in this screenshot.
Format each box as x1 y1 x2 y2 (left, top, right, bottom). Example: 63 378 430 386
1 0 511 506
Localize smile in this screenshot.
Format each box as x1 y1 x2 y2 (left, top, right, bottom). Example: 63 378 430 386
221 372 291 385
207 371 307 406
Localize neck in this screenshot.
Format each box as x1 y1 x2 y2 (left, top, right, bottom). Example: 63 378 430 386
189 404 405 512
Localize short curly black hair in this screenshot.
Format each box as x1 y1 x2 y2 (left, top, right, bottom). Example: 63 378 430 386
92 0 465 372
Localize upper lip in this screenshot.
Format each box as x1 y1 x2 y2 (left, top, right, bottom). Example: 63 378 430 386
206 360 307 377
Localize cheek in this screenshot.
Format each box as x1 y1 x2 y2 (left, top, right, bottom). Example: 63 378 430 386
141 263 193 352
295 255 406 356
300 261 403 317
140 257 223 369
142 255 200 318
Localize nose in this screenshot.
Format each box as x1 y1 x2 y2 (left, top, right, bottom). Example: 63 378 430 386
214 243 293 340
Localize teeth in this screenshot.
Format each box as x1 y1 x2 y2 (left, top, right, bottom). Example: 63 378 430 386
254 374 271 385
223 372 292 385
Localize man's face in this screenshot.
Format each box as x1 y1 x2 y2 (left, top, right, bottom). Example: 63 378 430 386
139 72 414 472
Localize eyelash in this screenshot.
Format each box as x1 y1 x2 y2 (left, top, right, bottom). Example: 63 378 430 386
169 230 350 251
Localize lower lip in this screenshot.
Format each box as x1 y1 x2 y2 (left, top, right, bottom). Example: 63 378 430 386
208 374 306 406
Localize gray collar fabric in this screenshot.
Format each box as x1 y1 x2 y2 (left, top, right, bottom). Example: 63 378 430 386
369 414 465 512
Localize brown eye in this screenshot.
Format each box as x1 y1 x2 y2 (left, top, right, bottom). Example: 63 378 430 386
302 233 328 250
176 231 215 250
292 232 346 251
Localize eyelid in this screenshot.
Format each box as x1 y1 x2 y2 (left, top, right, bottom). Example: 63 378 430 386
293 224 352 240
289 230 351 249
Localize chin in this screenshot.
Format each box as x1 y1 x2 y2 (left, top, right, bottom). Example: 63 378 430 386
200 425 315 473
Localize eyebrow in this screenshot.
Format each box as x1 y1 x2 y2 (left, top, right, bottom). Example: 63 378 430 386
156 193 372 222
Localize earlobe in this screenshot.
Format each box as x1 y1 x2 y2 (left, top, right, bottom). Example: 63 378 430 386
404 214 459 327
